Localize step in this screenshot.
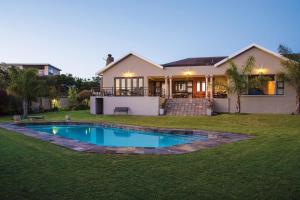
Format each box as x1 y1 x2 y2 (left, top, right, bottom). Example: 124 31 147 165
165 98 208 116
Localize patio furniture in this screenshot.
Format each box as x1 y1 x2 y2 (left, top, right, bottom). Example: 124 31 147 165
114 107 129 115
28 115 45 121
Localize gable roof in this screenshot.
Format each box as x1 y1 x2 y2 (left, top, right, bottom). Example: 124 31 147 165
214 43 288 67
97 52 163 75
162 56 227 67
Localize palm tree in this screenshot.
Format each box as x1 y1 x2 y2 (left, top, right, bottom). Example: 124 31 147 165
225 56 256 113
277 45 300 114
7 67 44 118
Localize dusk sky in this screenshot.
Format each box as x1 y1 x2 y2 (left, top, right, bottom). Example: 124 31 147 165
0 0 299 78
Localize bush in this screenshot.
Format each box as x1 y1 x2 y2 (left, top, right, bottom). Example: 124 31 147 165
74 104 89 110
0 90 22 115
78 90 92 101
67 87 78 110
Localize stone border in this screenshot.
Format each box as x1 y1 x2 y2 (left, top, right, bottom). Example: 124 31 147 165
0 122 253 155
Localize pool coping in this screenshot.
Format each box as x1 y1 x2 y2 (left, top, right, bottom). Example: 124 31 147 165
0 121 254 155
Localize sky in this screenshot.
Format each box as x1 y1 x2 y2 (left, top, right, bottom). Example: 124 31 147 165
0 0 299 78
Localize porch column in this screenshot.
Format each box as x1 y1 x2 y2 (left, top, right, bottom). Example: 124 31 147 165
169 77 173 98
205 75 209 98
165 76 169 98
210 75 214 99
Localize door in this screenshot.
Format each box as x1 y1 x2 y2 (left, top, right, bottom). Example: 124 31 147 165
96 98 103 114
193 78 206 98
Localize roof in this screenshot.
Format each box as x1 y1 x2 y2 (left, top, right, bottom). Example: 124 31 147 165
96 43 291 75
3 63 61 71
162 56 227 67
97 52 163 75
214 43 288 67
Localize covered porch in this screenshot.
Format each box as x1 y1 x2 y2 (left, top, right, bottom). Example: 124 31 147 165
148 75 227 99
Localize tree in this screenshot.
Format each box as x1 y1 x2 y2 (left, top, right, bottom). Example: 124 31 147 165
277 45 300 114
225 56 271 113
0 63 9 90
225 56 255 113
67 87 78 110
7 67 44 118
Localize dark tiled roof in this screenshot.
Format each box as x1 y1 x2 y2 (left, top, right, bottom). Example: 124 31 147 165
162 56 228 67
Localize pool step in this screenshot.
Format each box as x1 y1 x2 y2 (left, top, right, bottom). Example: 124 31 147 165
165 98 208 116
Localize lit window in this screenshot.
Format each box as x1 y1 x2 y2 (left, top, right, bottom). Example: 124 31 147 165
201 81 206 92
139 78 143 88
114 77 144 96
248 75 283 95
196 81 201 92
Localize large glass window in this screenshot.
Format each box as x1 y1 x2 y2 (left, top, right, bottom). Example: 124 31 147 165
114 77 144 96
213 77 227 98
247 75 284 95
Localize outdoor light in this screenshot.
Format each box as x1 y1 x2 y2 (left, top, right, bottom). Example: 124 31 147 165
257 65 266 74
123 71 134 77
51 99 60 109
184 69 192 76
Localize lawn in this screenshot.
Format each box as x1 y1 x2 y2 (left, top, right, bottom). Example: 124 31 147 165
0 110 300 199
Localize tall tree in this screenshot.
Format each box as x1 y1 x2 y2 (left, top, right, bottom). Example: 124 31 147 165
225 56 255 113
277 45 300 114
0 63 9 90
7 67 44 117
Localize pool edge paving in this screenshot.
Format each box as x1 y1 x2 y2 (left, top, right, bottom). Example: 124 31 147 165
0 122 254 155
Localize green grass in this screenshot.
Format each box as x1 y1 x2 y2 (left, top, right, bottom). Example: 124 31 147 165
1 110 300 199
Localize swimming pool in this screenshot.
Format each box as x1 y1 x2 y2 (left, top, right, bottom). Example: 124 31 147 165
25 124 208 148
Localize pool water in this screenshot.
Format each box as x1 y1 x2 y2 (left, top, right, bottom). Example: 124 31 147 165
25 125 207 147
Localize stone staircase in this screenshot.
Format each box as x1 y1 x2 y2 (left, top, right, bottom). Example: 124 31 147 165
165 98 208 116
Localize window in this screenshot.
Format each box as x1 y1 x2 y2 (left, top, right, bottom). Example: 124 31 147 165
175 81 186 92
49 67 54 75
213 77 228 98
247 75 284 95
187 81 193 93
214 84 227 98
276 81 284 95
121 79 126 89
139 78 143 89
132 78 137 88
127 79 131 90
196 81 201 92
201 81 206 92
114 77 144 96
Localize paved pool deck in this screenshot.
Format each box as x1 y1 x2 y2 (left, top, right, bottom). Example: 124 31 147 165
0 122 254 155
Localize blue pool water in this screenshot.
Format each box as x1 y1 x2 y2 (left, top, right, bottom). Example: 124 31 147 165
25 125 207 147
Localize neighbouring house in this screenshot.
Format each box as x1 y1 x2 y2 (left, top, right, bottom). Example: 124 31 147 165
90 44 297 116
2 63 61 76
0 62 65 112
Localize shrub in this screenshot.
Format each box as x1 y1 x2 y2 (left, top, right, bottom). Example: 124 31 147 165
78 90 92 101
0 90 22 115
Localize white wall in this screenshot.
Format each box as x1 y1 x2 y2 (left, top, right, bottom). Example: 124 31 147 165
214 98 229 113
91 96 160 116
90 96 96 114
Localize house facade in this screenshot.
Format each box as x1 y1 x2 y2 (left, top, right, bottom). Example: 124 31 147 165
91 44 297 115
3 63 61 76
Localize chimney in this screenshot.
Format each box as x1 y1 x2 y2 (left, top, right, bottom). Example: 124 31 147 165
106 54 114 66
